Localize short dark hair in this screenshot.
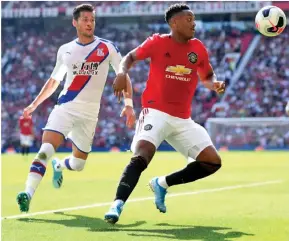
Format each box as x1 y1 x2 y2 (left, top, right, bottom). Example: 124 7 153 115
73 4 94 20
165 3 190 23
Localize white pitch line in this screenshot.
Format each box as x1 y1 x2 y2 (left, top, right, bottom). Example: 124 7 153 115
2 180 282 220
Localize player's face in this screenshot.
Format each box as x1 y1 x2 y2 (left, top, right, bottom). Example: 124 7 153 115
174 11 196 40
74 11 95 38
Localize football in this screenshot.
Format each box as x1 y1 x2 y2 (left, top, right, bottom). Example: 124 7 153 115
255 6 287 37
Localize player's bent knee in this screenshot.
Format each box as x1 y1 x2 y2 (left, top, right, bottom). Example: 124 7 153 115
215 154 222 165
36 143 55 161
133 153 151 165
196 145 222 165
200 161 221 174
209 153 222 165
69 156 86 171
42 130 65 150
134 140 156 164
72 144 89 160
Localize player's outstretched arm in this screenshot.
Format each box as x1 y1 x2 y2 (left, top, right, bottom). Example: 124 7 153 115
23 78 59 118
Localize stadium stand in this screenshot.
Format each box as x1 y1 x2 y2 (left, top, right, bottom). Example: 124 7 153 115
1 3 288 151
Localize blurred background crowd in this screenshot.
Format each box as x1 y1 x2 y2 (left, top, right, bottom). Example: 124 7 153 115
2 1 289 151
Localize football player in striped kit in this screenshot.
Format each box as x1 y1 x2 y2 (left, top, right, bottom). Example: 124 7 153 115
16 4 136 213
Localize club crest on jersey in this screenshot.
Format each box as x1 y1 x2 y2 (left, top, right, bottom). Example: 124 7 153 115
188 52 198 64
144 124 153 131
97 48 104 57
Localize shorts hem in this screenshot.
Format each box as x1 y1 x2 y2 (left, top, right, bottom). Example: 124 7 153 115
42 128 66 140
131 135 159 153
191 141 214 160
67 137 90 154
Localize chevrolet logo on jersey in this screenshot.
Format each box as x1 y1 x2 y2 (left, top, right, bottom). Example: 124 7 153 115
166 65 192 76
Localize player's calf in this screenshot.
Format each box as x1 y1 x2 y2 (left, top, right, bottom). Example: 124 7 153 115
105 140 155 223
17 143 55 212
52 156 86 188
54 156 86 172
25 143 55 195
114 155 148 202
155 160 221 189
52 156 85 188
163 153 221 187
104 155 148 224
151 159 221 213
155 146 221 203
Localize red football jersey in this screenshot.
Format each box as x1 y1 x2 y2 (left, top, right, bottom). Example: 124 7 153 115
19 116 33 135
136 34 212 118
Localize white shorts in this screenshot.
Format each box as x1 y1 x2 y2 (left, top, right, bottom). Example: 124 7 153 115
20 134 33 147
131 108 214 160
43 105 97 153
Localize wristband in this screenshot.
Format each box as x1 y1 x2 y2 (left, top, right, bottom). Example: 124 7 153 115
124 98 133 107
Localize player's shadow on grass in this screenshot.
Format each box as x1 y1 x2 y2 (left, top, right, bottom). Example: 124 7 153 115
19 213 254 241
124 223 254 241
18 212 146 231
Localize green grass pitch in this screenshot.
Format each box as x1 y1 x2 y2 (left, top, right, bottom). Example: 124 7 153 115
2 151 289 241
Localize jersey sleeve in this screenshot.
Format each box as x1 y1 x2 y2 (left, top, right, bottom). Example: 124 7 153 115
50 46 67 82
197 43 213 78
108 42 122 74
135 34 160 60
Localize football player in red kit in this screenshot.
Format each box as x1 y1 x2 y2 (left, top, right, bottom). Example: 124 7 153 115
105 3 225 224
19 116 34 156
